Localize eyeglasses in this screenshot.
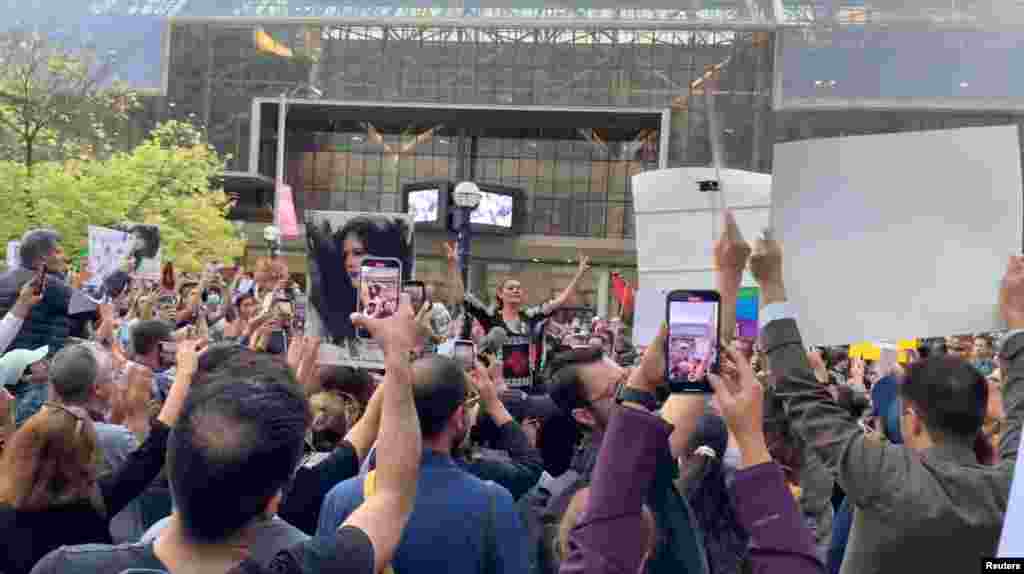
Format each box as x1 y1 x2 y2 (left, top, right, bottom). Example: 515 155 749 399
44 402 88 436
504 285 523 292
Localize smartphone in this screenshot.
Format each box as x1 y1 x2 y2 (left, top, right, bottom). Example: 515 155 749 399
33 264 48 296
356 257 402 339
665 289 722 393
292 298 306 333
453 339 475 371
403 280 426 310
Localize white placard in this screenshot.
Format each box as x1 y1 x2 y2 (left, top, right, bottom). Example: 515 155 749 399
88 226 133 285
6 241 20 268
632 167 771 294
772 125 1023 346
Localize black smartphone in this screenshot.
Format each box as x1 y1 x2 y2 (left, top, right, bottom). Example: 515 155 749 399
665 289 722 393
403 280 426 310
453 339 475 371
33 264 48 296
357 257 402 339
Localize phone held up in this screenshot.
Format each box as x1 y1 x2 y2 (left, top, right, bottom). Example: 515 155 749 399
665 289 722 393
453 339 475 371
356 257 402 340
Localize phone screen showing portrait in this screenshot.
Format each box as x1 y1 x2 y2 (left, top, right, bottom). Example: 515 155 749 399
665 290 721 393
357 257 402 339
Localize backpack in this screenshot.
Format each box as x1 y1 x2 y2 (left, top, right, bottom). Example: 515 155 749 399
364 471 498 574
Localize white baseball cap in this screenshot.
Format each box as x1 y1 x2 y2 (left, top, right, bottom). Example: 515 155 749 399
0 346 49 388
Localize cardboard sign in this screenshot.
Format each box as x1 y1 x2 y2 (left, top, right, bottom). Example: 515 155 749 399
772 125 1022 346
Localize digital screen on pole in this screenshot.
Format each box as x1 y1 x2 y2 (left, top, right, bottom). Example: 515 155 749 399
407 189 439 223
470 191 514 228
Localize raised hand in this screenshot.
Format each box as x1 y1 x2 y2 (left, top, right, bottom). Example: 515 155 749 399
176 338 205 379
350 293 418 358
445 241 459 265
714 209 752 293
576 254 592 276
750 229 786 304
709 345 768 467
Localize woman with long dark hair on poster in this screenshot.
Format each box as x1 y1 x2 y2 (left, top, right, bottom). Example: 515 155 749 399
447 241 591 392
306 214 413 347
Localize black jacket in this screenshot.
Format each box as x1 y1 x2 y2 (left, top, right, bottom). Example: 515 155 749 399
0 267 73 354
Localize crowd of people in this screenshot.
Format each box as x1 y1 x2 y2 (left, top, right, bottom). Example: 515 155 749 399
0 214 1021 574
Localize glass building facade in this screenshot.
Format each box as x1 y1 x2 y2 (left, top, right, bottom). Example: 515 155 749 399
12 0 1024 311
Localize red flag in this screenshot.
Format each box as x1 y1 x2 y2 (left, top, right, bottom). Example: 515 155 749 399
610 273 635 319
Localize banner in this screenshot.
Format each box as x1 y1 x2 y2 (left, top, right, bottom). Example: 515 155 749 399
305 211 415 369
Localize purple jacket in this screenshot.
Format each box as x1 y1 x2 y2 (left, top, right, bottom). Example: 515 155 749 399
561 403 822 574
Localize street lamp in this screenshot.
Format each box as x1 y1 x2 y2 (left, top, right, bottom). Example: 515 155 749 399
452 181 481 339
263 225 282 258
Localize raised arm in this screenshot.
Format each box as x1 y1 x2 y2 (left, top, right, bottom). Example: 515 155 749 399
550 255 592 310
710 346 823 574
666 210 750 459
344 379 384 463
0 280 41 355
446 241 465 308
750 231 906 510
997 256 1024 464
342 295 422 574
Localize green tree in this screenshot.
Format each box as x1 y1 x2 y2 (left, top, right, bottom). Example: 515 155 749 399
0 120 244 271
0 29 141 173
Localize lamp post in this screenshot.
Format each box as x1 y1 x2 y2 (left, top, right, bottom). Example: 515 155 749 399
452 181 481 340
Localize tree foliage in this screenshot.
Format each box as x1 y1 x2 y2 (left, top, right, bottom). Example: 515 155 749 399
0 28 142 171
0 120 244 272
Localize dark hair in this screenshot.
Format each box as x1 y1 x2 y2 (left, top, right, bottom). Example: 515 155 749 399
901 356 987 441
680 415 749 573
319 365 375 406
131 320 173 357
412 355 468 439
49 345 98 405
19 229 61 268
547 347 605 415
161 262 176 291
126 224 161 261
194 345 294 387
306 215 413 341
168 373 309 543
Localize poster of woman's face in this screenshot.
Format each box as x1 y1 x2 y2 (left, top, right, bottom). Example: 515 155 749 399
305 211 414 368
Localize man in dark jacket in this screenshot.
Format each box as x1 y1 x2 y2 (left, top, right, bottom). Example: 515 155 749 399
0 229 73 354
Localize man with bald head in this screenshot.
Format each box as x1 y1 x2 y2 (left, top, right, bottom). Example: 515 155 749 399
318 355 530 574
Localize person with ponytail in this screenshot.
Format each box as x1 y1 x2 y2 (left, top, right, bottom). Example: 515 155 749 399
678 415 750 574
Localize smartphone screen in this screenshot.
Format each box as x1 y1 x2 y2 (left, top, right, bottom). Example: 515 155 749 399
403 281 426 310
454 339 475 371
357 257 402 339
665 290 721 393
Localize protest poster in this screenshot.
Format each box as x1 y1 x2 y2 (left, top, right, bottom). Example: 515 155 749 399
88 226 134 285
631 167 771 294
305 211 415 369
6 241 20 268
772 125 1022 346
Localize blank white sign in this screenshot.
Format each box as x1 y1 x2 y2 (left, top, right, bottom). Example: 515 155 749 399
772 125 1022 346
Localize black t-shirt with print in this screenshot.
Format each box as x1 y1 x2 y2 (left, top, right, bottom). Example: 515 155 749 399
463 293 554 392
29 527 373 574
